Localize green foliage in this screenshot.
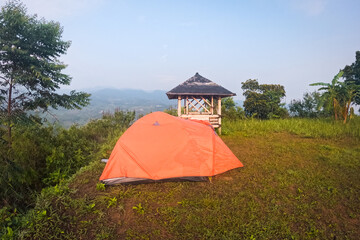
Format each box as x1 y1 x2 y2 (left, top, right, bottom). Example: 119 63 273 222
85 109 135 143
0 0 90 141
0 123 54 208
163 106 178 116
311 71 360 123
107 197 117 208
289 91 324 118
221 97 245 120
0 109 135 238
96 183 106 191
20 183 75 239
0 207 21 239
132 203 145 215
310 71 344 120
43 125 94 185
241 79 288 119
342 51 360 105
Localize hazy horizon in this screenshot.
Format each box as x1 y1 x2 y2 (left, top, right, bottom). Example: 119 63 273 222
2 0 360 103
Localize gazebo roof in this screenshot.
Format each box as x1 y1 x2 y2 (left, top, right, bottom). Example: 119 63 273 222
166 73 236 99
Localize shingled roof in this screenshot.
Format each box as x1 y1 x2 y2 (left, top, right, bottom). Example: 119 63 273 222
166 73 236 99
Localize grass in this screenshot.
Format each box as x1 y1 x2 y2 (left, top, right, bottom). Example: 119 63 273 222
222 117 360 139
16 118 360 239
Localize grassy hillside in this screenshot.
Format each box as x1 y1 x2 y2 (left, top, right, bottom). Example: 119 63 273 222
17 118 360 239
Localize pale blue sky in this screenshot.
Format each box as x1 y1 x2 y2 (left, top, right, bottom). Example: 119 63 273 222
4 0 360 101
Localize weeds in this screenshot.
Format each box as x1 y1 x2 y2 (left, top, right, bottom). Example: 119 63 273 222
132 203 145 215
107 197 117 208
96 183 106 191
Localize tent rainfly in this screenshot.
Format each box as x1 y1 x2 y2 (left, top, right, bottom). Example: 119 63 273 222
99 112 243 184
166 73 236 134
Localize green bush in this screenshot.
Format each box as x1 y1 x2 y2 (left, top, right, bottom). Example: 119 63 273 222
221 97 246 121
0 110 135 237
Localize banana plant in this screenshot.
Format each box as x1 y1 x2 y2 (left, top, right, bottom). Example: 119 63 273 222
310 71 344 120
337 81 360 123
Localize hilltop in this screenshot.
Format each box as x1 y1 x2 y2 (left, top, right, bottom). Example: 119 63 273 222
18 119 360 239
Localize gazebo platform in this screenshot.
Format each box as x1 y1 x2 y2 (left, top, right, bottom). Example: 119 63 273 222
166 73 236 134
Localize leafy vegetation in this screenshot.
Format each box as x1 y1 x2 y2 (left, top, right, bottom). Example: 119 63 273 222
0 110 135 221
6 117 358 239
343 51 360 104
289 91 324 118
241 79 288 119
221 97 245 120
0 1 90 142
310 71 359 123
309 52 360 123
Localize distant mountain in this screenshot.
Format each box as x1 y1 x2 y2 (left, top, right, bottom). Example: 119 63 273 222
46 88 245 127
47 88 176 127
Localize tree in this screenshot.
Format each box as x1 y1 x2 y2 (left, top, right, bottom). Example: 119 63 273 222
221 97 245 120
342 51 360 105
0 1 90 142
336 81 360 123
310 71 344 120
289 91 323 118
241 79 288 119
310 71 360 123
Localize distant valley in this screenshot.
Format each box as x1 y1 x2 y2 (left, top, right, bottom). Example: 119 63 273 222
45 88 244 127
46 88 175 127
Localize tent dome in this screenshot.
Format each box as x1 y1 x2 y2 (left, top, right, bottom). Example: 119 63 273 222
99 112 243 184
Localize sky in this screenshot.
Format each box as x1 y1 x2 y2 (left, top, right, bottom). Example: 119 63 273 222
2 0 360 102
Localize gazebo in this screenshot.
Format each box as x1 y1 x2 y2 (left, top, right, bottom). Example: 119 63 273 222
166 73 236 134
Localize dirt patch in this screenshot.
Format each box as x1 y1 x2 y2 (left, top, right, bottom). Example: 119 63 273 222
69 162 105 199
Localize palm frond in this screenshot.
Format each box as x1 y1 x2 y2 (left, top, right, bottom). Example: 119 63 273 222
331 71 344 85
309 82 329 87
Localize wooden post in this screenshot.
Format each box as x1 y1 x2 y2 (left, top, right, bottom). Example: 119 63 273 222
177 96 181 116
211 96 214 114
186 96 189 114
218 97 222 135
183 99 186 114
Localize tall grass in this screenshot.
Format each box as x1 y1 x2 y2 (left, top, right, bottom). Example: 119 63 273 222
222 117 360 139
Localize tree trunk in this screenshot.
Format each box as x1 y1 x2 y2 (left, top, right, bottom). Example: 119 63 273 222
333 98 338 120
343 100 351 124
7 80 13 145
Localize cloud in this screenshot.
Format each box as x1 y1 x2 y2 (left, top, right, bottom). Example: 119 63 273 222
292 0 327 16
17 0 104 20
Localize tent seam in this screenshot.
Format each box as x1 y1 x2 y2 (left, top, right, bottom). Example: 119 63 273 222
119 141 154 179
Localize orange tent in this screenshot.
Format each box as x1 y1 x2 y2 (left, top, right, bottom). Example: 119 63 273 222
99 112 243 184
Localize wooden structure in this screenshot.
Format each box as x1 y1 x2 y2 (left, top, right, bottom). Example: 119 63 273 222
166 73 236 134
